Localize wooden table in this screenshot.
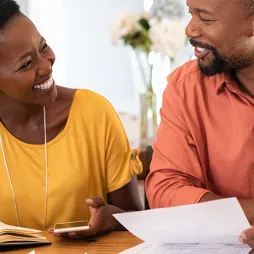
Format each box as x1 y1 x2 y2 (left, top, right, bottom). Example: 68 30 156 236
7 232 254 254
8 232 143 254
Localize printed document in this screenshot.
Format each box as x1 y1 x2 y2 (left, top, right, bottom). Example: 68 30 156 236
114 198 252 254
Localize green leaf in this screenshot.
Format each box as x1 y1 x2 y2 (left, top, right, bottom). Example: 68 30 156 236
122 26 152 53
139 18 150 31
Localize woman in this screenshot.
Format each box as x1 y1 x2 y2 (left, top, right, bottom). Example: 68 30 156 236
0 0 143 238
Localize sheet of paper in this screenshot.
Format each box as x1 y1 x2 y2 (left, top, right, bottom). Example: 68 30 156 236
114 198 250 244
119 242 153 254
120 242 252 254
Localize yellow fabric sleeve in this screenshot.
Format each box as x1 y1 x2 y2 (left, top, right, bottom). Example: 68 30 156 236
103 100 143 193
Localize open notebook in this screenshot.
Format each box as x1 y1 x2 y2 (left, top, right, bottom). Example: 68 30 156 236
0 222 51 250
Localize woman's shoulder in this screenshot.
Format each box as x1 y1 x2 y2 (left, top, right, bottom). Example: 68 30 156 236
73 89 116 113
57 87 118 121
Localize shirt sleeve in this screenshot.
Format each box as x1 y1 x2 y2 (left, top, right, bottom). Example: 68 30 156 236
104 101 142 193
146 77 211 208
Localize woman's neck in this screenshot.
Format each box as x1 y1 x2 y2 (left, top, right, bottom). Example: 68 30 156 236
0 92 44 127
0 87 75 144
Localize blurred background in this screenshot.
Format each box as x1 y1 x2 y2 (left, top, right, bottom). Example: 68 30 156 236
16 0 194 148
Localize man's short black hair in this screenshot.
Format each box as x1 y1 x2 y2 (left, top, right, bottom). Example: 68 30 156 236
0 0 20 30
236 0 254 17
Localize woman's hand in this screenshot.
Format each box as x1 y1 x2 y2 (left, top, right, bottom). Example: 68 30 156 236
48 197 124 239
240 227 254 248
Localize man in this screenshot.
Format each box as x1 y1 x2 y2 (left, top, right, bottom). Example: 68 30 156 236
146 0 254 248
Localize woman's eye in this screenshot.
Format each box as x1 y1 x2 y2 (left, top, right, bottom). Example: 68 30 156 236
20 60 32 70
41 43 48 52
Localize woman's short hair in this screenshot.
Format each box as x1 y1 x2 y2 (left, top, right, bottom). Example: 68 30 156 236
0 0 20 30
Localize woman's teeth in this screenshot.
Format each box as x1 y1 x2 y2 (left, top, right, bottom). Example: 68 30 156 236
33 77 54 90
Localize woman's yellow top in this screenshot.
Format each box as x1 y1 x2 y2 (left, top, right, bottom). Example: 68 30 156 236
0 90 142 230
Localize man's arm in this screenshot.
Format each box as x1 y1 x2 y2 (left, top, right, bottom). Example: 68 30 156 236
146 76 254 224
146 78 210 208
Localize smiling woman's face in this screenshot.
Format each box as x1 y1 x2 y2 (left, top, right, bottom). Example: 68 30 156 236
0 14 57 105
185 0 254 76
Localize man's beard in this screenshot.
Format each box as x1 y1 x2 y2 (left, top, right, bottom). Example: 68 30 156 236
190 39 251 76
198 52 229 76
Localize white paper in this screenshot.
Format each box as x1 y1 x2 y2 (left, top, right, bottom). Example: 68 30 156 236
28 251 35 254
114 198 250 244
120 242 252 254
119 242 153 254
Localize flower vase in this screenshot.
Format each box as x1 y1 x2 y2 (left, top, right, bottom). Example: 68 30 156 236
139 89 158 149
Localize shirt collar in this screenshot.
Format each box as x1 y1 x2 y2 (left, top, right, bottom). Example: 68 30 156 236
215 71 236 95
213 71 254 103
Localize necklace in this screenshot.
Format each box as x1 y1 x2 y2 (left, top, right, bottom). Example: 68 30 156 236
0 106 48 230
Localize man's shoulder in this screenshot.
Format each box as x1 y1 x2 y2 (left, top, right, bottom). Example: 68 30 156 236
168 60 203 86
167 60 226 95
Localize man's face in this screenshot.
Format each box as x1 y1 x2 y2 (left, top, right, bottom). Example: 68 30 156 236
186 0 254 76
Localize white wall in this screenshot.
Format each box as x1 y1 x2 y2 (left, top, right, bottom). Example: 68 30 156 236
171 0 193 71
62 0 144 115
27 0 67 89
15 0 28 15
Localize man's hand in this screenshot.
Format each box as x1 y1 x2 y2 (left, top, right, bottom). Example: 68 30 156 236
48 197 124 238
240 227 254 248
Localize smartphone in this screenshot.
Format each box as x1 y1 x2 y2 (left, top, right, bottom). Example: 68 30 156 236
53 220 89 233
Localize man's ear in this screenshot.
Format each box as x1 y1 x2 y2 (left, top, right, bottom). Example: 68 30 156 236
249 19 254 44
252 19 254 36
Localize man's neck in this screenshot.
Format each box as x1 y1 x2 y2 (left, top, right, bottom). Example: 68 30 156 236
235 65 254 97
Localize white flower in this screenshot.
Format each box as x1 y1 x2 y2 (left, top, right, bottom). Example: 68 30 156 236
110 12 143 45
149 18 186 58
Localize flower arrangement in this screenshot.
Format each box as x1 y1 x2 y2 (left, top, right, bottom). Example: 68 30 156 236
110 10 186 146
111 11 185 59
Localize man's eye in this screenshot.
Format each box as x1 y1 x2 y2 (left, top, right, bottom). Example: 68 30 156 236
200 17 215 23
20 60 32 70
41 43 48 52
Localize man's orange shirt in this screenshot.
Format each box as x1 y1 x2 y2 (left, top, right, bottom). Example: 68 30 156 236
146 60 254 208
